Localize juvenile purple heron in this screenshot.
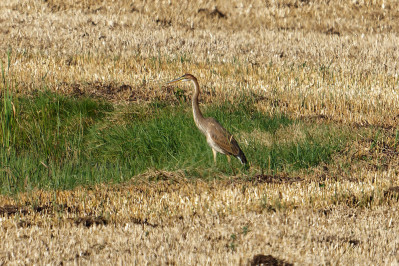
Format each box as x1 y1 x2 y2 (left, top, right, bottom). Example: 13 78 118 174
166 74 247 165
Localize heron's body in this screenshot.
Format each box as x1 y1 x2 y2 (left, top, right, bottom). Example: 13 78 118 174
166 74 247 165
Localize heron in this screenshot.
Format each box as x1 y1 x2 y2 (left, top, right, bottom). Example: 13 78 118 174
166 73 247 165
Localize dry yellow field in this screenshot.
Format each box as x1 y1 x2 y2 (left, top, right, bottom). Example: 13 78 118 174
1 0 399 264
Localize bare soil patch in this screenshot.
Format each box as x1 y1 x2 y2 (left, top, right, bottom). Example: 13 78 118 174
250 254 293 266
73 216 108 227
250 174 304 184
0 204 27 216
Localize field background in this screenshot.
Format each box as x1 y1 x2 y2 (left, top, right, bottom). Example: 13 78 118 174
1 0 399 264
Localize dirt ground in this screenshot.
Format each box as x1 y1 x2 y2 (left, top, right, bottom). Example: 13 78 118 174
1 0 399 264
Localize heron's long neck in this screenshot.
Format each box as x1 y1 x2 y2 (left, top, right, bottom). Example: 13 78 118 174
191 79 206 132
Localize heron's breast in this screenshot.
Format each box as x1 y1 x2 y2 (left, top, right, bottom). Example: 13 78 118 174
193 116 207 135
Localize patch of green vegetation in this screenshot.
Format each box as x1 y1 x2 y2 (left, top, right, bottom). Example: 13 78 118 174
1 91 114 192
11 91 112 154
207 101 292 134
251 125 344 173
1 90 349 194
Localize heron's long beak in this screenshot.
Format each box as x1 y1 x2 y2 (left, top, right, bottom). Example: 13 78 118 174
166 75 185 85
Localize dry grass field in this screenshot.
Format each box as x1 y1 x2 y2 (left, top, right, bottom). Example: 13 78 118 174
1 0 399 264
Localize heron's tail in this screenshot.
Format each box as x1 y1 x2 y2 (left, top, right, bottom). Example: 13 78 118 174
236 150 248 165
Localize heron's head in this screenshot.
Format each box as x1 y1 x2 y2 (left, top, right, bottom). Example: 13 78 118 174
166 73 197 85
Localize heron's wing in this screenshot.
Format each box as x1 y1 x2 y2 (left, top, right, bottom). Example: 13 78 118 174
206 118 241 156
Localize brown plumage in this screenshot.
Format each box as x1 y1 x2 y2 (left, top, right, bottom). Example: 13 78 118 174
166 73 247 165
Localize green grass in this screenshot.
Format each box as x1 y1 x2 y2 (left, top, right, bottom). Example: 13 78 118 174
0 91 348 193
254 134 342 173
